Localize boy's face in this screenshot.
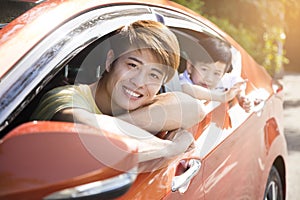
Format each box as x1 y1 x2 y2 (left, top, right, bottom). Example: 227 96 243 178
106 49 168 112
187 61 226 89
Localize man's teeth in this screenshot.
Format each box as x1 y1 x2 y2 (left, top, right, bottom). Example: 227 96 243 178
125 88 141 97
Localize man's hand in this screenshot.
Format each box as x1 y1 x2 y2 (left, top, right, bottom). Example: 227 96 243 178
138 128 196 172
163 129 195 158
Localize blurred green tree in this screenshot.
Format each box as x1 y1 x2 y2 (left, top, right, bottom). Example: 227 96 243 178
172 0 299 76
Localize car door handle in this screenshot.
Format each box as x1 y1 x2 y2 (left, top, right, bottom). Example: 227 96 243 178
171 159 201 193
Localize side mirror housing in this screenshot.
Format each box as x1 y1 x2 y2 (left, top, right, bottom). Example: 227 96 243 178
0 121 138 199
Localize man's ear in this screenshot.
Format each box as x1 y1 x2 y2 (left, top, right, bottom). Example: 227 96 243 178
105 49 115 72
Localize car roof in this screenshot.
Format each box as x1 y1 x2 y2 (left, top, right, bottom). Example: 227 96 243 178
0 0 195 78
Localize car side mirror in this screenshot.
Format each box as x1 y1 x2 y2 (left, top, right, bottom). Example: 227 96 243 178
0 121 138 200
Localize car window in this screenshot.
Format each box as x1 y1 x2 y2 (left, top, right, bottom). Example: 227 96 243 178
171 27 243 100
0 1 36 24
163 26 253 151
0 5 160 137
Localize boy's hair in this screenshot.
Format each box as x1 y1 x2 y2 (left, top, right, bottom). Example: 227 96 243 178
109 20 180 82
191 37 232 73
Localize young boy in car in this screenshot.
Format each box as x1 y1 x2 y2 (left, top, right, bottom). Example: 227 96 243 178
179 37 252 113
31 20 208 165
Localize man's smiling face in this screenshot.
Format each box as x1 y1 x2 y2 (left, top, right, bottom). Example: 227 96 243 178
107 49 167 112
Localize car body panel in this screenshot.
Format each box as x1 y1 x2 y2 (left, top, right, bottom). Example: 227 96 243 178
0 0 287 199
201 99 284 199
118 152 204 199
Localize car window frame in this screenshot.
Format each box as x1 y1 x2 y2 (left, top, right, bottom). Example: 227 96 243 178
0 5 157 132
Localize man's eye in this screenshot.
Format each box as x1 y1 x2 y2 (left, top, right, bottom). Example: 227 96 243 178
128 63 137 68
150 73 159 79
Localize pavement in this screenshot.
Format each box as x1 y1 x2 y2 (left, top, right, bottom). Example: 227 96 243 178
281 73 300 200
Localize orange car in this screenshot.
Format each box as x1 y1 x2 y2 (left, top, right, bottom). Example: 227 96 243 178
0 0 287 199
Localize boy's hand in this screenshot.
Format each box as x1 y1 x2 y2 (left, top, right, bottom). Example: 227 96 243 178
238 95 252 112
224 82 244 102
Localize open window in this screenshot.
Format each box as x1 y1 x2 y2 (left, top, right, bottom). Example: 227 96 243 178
0 5 162 137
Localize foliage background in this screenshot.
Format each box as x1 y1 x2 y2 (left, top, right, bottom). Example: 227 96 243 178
172 0 300 77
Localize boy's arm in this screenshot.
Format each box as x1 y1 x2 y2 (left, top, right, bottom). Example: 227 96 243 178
181 83 242 103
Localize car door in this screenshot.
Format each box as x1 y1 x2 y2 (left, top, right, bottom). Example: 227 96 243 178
158 6 285 199
151 7 278 199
